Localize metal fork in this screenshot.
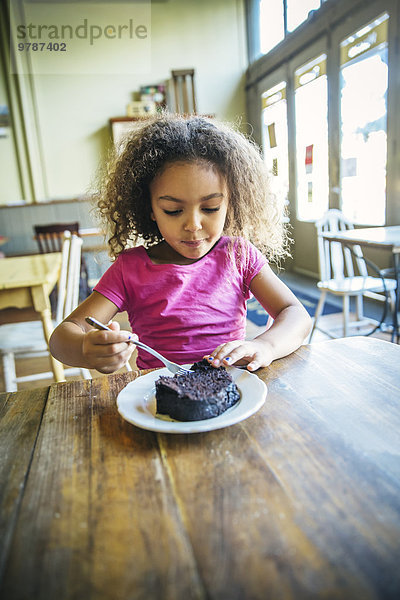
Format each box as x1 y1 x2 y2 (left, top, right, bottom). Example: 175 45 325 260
85 316 191 375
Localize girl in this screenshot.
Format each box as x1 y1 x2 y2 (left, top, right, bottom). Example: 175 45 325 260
50 114 311 373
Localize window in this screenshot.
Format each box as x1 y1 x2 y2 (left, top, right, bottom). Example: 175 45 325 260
259 0 284 55
258 0 328 57
287 0 321 33
248 0 397 275
261 82 289 210
294 54 329 221
339 13 389 225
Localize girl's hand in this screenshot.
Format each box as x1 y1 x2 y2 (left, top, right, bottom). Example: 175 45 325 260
205 339 274 372
82 320 137 373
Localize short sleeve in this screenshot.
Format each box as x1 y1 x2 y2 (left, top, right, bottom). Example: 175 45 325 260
241 240 267 293
93 255 128 310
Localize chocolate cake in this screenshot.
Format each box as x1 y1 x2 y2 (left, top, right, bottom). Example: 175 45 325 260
155 359 240 421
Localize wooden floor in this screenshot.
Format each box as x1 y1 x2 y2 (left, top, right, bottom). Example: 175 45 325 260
0 308 395 393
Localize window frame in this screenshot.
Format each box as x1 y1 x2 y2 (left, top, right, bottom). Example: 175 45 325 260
246 0 399 227
288 38 329 224
292 50 330 222
245 0 400 277
260 75 290 215
246 0 327 63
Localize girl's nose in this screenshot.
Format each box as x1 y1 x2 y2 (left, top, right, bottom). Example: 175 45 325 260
184 212 202 232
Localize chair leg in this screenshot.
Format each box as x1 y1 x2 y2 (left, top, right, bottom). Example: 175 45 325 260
309 291 327 342
2 352 18 392
342 296 350 337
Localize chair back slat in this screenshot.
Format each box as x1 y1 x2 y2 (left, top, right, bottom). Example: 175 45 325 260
65 236 83 316
34 222 90 300
353 244 368 276
55 232 83 325
55 231 71 324
315 209 368 281
34 222 80 254
171 69 197 114
317 235 332 281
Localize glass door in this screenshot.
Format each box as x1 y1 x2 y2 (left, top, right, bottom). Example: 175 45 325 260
261 81 289 214
294 54 329 221
340 13 389 225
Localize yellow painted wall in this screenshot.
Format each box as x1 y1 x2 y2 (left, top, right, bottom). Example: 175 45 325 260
6 0 247 201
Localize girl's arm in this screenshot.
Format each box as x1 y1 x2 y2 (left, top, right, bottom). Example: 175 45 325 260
207 264 312 371
49 291 136 373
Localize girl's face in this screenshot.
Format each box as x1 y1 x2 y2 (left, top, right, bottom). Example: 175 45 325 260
149 161 229 263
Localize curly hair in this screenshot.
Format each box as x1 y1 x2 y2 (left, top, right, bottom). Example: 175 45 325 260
94 112 290 263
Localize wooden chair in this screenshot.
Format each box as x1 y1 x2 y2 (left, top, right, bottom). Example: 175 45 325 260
171 69 197 114
309 209 396 340
34 222 80 252
0 232 91 392
34 222 90 298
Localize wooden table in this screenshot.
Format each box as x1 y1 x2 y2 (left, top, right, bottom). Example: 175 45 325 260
0 253 64 382
323 226 400 342
1 336 399 599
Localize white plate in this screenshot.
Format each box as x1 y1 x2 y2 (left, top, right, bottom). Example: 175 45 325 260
117 365 267 433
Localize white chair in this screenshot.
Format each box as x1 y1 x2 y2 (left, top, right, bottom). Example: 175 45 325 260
0 231 91 392
309 209 396 341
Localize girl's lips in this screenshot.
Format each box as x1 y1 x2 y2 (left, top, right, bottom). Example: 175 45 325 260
181 240 205 247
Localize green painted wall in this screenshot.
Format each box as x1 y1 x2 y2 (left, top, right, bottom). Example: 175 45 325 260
3 0 247 203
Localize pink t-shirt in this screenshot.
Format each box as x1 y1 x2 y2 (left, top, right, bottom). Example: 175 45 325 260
94 236 266 368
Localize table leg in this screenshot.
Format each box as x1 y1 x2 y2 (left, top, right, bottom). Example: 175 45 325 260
31 285 66 383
